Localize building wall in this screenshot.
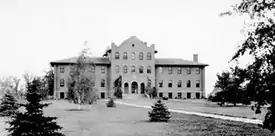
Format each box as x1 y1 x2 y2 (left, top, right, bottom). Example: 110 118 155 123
155 66 204 99
110 38 156 94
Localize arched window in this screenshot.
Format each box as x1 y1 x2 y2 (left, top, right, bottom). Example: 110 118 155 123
139 52 144 60
131 65 135 73
147 52 152 60
196 80 200 88
187 80 191 88
147 66 151 74
116 65 120 73
123 52 128 60
115 52 120 60
177 80 182 88
123 65 128 74
168 80 172 88
60 79 65 87
132 52 135 60
139 66 144 74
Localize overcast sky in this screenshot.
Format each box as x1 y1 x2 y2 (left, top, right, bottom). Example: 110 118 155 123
0 0 249 95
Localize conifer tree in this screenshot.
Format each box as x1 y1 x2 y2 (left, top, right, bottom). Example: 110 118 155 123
6 78 64 136
148 99 171 122
0 90 19 117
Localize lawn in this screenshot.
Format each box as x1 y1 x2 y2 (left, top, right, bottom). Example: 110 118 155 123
118 99 267 120
0 100 274 136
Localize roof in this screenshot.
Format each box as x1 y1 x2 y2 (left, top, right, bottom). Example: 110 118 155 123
155 58 208 66
50 57 208 67
50 57 110 66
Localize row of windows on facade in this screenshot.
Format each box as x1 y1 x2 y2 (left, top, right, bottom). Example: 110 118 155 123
158 80 200 88
115 52 152 60
159 92 201 99
59 66 105 74
117 65 152 74
159 67 200 75
60 79 106 88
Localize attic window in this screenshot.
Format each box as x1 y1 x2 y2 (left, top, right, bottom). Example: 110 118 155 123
132 44 135 47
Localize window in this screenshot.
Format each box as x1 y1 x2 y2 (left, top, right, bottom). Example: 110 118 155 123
139 66 144 74
139 52 144 60
177 92 182 99
115 52 120 60
147 52 152 60
159 67 162 73
123 65 128 74
187 68 191 74
168 67 172 74
60 66 65 73
116 65 120 73
177 68 182 74
168 92 173 99
131 65 135 73
168 80 172 88
187 92 191 99
159 92 163 98
147 66 151 74
101 92 105 99
177 80 182 88
60 79 64 87
187 80 191 88
159 80 163 88
148 79 151 86
101 66 105 74
123 52 128 60
196 68 200 74
196 93 200 99
60 92 65 99
196 80 200 88
132 52 135 60
101 79 105 87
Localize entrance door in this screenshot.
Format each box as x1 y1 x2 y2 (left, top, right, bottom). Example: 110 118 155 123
187 92 191 99
131 81 138 94
140 83 145 94
168 92 172 99
60 92 64 99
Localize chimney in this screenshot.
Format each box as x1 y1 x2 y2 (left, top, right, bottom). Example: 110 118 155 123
193 54 198 62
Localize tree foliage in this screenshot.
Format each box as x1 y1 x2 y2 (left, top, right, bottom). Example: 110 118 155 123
113 76 122 99
67 45 98 109
0 90 19 117
148 99 171 122
6 78 64 136
222 0 275 132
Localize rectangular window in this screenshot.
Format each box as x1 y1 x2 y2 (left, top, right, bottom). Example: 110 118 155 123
60 66 65 73
177 92 182 99
187 80 191 88
101 79 105 87
177 68 182 74
101 92 105 99
168 92 173 99
101 66 105 74
187 68 191 74
196 80 200 88
187 92 191 99
159 67 162 73
177 80 182 88
168 80 172 88
196 68 200 74
60 79 64 87
159 80 163 88
159 92 163 98
168 67 172 74
123 52 128 60
196 93 200 99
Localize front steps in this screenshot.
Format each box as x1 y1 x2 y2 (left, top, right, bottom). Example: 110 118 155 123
122 94 148 100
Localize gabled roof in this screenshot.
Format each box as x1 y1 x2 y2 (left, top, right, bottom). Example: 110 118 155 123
50 57 110 66
155 58 208 66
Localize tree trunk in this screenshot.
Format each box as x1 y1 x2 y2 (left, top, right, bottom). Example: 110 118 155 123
77 95 81 110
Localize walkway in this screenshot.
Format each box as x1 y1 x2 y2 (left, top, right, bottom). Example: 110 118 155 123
114 100 263 125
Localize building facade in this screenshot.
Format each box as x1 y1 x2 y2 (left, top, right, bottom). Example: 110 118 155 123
50 36 208 99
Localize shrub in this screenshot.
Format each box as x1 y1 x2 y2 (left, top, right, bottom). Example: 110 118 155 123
148 99 171 122
114 88 122 99
106 99 116 107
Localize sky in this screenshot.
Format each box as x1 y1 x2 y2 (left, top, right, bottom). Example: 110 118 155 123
0 0 249 96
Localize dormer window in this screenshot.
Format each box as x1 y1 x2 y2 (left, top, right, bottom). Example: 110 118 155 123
123 52 128 60
115 52 120 60
147 52 152 60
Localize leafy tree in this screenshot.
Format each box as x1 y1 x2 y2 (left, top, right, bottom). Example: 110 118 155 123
0 90 19 117
6 78 64 136
113 76 122 99
222 0 275 132
43 69 54 96
67 45 97 109
148 99 171 122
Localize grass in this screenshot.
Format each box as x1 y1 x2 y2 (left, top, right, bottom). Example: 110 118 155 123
1 100 274 136
118 99 267 120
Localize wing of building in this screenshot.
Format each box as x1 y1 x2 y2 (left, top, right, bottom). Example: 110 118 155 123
50 36 209 99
